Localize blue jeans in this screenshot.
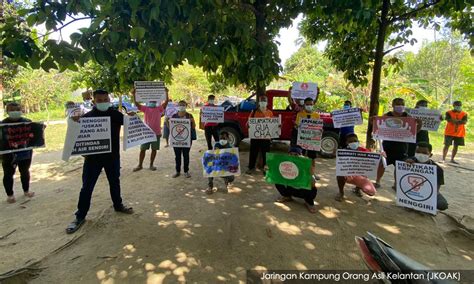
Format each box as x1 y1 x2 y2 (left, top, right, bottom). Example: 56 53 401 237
75 157 123 220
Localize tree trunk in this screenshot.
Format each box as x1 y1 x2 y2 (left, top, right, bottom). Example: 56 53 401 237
0 44 3 119
254 0 266 98
366 0 390 149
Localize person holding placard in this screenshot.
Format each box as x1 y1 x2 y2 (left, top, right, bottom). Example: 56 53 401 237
1 103 35 204
271 146 318 214
287 86 304 112
171 100 196 178
202 94 220 150
442 101 468 164
246 95 274 175
293 97 320 171
338 100 356 149
407 100 432 157
163 99 177 148
405 142 448 211
206 131 235 194
132 88 169 172
336 134 377 202
66 90 134 234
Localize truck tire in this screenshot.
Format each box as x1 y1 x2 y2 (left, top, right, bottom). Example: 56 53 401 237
217 126 242 147
320 131 339 158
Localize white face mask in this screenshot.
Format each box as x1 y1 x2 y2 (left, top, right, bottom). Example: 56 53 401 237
415 153 430 163
208 100 215 105
8 111 23 119
219 139 228 145
259 101 267 109
348 142 359 150
305 105 313 112
178 106 186 112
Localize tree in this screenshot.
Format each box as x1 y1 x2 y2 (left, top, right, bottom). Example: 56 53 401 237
301 0 473 148
168 62 211 110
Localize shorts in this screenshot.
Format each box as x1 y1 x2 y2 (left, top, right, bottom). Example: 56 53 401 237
163 124 170 139
444 135 465 146
140 135 161 151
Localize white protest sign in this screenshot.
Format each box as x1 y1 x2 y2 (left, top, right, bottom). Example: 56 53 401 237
248 117 281 139
396 161 438 215
134 81 166 104
291 82 318 100
62 117 111 161
336 150 381 179
170 118 191 148
332 108 363 128
66 103 91 118
123 115 157 151
297 119 323 151
406 108 442 131
201 106 224 123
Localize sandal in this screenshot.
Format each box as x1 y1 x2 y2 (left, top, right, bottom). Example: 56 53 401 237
66 218 85 234
374 183 381 189
305 203 317 214
206 187 214 195
352 187 363 197
115 205 134 214
335 194 345 202
276 196 293 203
7 196 16 204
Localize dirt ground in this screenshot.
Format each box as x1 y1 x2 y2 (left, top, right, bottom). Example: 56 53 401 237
0 136 473 284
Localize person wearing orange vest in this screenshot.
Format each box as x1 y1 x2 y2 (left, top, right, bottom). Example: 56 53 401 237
443 101 468 164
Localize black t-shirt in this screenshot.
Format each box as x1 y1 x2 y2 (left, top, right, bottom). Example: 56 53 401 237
407 157 444 187
82 107 124 159
382 111 409 156
416 130 429 143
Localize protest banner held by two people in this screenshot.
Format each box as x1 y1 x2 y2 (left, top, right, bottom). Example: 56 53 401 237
0 122 46 154
291 82 318 101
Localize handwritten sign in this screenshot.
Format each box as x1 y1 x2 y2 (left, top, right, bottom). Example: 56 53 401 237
0 122 45 154
396 161 437 215
165 103 179 118
297 119 323 151
336 150 381 179
123 115 157 151
406 108 441 131
332 108 363 128
201 106 225 123
62 117 111 161
134 81 166 104
291 82 318 100
170 118 191 148
265 153 312 190
202 148 240 177
248 117 281 139
372 116 417 143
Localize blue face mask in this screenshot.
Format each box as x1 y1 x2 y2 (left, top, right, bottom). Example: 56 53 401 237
147 102 157 108
96 102 111 112
8 111 23 119
343 105 351 110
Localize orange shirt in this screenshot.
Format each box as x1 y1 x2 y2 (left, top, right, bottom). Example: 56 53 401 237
445 110 467 138
250 109 273 118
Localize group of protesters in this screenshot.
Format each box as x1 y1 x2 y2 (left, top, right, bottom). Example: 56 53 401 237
0 87 468 234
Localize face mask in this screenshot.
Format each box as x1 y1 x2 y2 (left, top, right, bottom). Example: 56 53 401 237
219 139 228 145
147 102 157 108
343 105 351 110
298 101 304 106
348 142 359 150
415 153 430 163
393 105 405 113
178 106 186 112
454 106 462 112
417 106 427 109
8 111 22 119
208 100 215 105
259 102 267 109
96 102 111 112
305 105 313 112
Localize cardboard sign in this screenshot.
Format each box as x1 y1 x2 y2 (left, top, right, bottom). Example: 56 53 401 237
297 118 323 151
265 153 312 190
396 161 437 215
201 106 224 123
134 81 166 104
332 108 363 128
66 103 91 118
248 117 281 139
62 117 111 161
291 82 318 100
406 108 442 131
169 118 191 148
123 115 157 151
202 148 241 177
372 116 417 143
336 150 381 179
0 122 45 154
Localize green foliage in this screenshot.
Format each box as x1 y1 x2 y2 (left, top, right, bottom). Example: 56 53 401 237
168 62 211 105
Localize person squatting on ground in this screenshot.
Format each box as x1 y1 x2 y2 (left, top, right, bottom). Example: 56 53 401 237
66 90 134 234
442 101 468 164
206 131 235 194
171 100 196 178
202 95 220 150
132 88 169 172
1 103 35 204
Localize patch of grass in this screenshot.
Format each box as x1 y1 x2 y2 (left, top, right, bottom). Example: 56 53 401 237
37 123 67 153
24 108 66 122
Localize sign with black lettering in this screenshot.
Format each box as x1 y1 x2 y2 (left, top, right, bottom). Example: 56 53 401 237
170 118 191 148
297 119 323 151
336 150 381 179
134 81 166 104
248 117 281 139
123 115 157 150
406 108 442 131
332 108 363 128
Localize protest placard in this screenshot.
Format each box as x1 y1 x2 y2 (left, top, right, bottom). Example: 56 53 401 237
265 153 312 190
336 150 381 179
134 81 166 104
297 118 323 151
169 118 191 148
395 161 437 215
123 115 157 151
202 148 241 177
406 108 442 131
372 116 417 143
66 103 91 118
248 117 281 139
0 122 45 154
331 108 363 128
165 103 179 118
291 82 318 100
201 106 225 123
62 117 111 161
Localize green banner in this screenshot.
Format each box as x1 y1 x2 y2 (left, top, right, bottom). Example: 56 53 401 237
265 152 312 190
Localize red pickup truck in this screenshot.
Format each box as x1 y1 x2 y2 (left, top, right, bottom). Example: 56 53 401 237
201 90 340 157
